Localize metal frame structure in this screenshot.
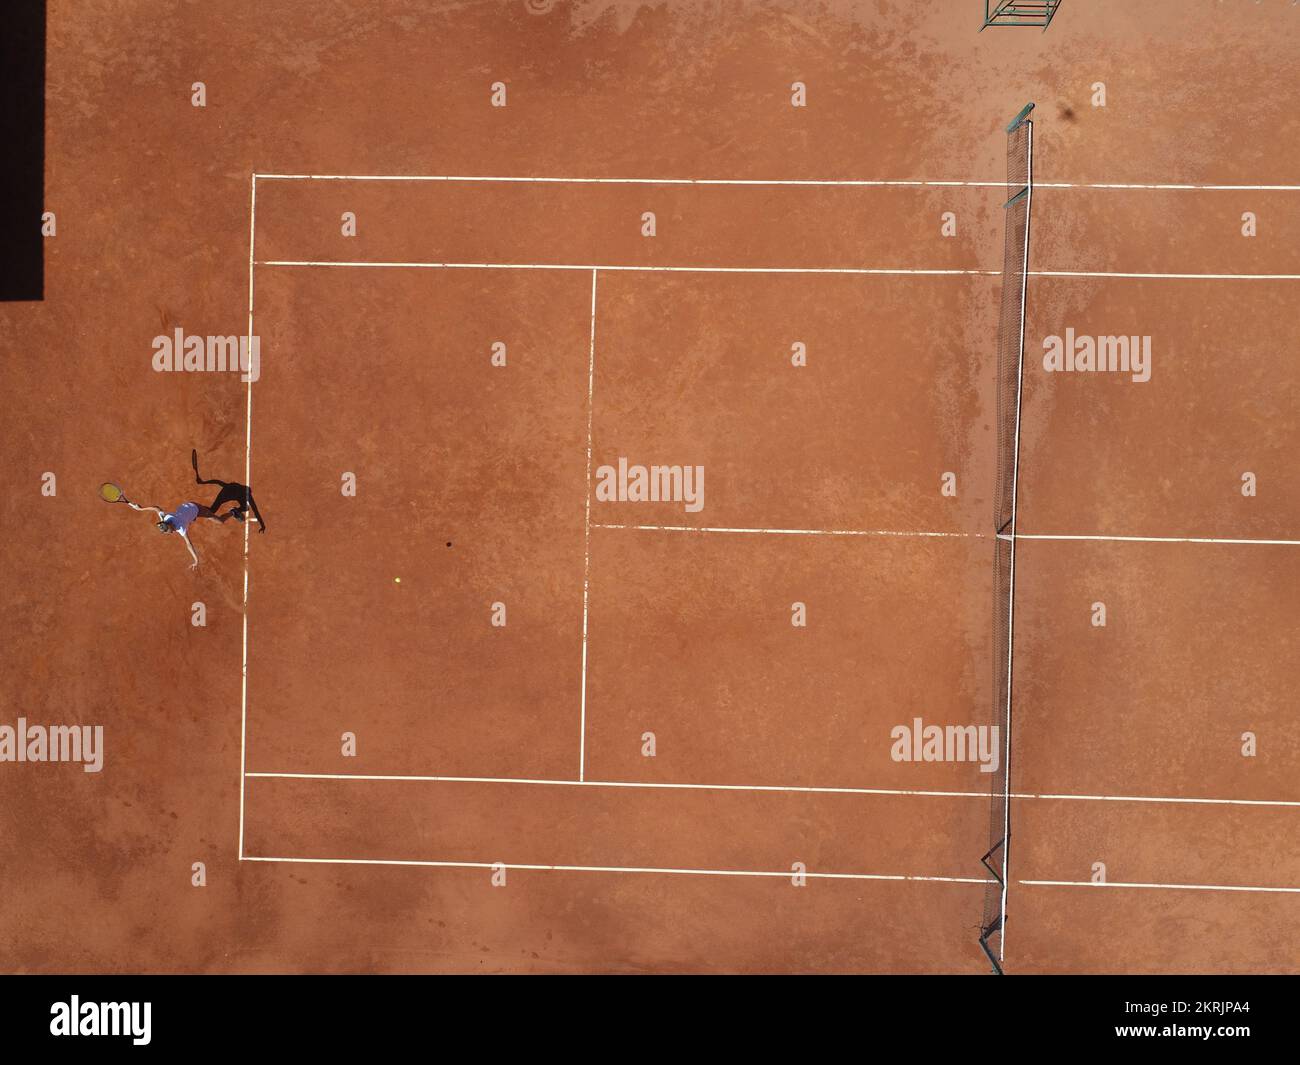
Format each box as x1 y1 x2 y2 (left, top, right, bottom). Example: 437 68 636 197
981 0 1062 30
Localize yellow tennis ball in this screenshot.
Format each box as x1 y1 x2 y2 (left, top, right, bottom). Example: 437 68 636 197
394 577 401 584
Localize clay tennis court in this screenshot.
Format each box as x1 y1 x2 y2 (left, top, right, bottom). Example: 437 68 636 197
2 0 1297 975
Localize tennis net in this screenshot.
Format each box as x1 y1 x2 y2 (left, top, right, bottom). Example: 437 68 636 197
980 103 1034 975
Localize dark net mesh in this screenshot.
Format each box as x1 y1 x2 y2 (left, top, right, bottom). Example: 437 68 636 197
993 124 1031 535
980 112 1032 974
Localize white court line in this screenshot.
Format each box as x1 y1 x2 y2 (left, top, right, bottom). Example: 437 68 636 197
238 172 257 861
592 522 980 539
579 269 597 781
253 172 1300 191
1037 183 1300 192
245 772 986 799
1026 792 1300 808
258 260 996 276
243 772 1300 808
240 854 984 884
1022 879 1300 895
257 260 1300 281
598 524 1300 547
1036 269 1300 281
1012 532 1300 546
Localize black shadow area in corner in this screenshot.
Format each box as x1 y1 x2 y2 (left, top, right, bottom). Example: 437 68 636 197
0 0 46 302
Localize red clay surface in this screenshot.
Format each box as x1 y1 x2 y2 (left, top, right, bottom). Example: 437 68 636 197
1 0 1297 973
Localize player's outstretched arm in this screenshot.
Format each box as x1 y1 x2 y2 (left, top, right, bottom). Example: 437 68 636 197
180 532 199 570
127 501 165 517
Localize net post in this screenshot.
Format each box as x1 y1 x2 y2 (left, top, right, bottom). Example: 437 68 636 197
1006 102 1035 132
979 917 1005 976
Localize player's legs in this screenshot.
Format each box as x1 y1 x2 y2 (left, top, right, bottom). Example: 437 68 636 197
206 482 251 521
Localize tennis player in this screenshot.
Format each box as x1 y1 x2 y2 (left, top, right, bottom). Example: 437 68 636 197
125 450 266 569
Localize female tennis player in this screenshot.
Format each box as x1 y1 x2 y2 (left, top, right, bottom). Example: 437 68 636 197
124 450 266 569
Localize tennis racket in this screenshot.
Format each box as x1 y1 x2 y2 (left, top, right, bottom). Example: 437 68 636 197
99 482 132 505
